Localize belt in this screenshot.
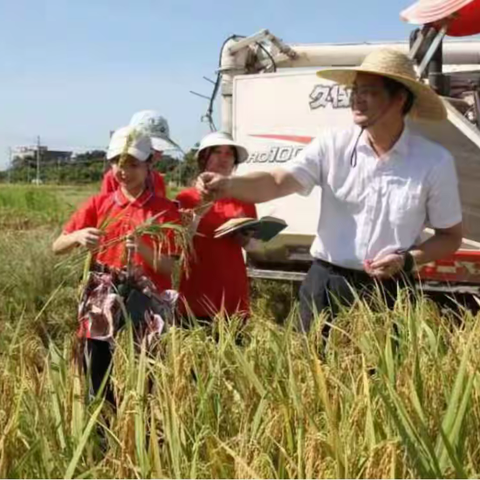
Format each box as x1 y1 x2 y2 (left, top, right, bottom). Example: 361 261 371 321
314 258 414 285
314 258 372 282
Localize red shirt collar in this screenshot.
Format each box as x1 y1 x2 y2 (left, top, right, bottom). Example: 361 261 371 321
114 187 154 208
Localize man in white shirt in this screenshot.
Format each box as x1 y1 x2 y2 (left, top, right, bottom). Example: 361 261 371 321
196 49 463 333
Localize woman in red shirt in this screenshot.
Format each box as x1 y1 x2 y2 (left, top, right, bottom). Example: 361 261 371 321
53 125 180 404
176 132 256 324
100 110 183 197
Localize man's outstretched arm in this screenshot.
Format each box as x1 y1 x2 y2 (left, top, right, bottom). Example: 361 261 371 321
196 168 304 204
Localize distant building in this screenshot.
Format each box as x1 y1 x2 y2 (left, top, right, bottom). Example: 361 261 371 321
13 146 73 164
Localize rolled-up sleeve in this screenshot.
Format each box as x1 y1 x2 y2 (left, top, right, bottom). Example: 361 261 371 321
282 136 323 196
63 197 98 234
426 153 463 229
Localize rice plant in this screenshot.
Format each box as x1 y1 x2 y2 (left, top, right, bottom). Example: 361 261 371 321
2 185 480 478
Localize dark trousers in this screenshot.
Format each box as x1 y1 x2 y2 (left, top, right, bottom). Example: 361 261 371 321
299 259 414 335
83 339 115 407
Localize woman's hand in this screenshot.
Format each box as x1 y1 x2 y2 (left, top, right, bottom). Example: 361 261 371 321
74 228 103 251
193 201 213 218
131 233 176 276
179 208 195 226
180 203 213 233
231 229 255 248
126 233 140 253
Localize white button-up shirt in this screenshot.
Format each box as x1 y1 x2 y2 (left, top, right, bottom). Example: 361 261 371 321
283 125 462 270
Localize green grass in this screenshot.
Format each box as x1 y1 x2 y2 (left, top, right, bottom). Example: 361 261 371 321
1 184 480 478
0 184 96 228
0 184 180 230
44 184 100 207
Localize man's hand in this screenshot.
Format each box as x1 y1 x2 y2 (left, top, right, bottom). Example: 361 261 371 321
195 168 303 204
196 172 231 200
75 228 103 251
364 253 405 279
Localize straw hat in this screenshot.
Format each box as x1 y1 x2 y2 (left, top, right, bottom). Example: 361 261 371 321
316 48 447 121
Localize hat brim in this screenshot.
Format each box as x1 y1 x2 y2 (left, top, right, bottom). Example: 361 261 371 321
316 67 447 121
106 146 150 162
196 140 249 164
151 136 184 154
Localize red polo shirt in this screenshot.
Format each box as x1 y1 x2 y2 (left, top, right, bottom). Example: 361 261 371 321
63 189 180 292
101 169 166 198
176 188 257 319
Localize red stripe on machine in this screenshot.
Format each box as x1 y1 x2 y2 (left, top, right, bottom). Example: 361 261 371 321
250 134 314 144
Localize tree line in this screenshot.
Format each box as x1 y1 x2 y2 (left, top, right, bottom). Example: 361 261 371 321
0 148 200 187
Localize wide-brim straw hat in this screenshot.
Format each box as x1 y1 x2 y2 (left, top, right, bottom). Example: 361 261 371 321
316 48 447 121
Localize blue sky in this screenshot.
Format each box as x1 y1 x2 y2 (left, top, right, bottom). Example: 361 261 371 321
0 0 416 169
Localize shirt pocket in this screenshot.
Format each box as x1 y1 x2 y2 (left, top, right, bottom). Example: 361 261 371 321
387 181 424 228
330 166 366 207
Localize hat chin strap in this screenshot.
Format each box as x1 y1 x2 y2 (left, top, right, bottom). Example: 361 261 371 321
350 102 399 167
349 127 365 167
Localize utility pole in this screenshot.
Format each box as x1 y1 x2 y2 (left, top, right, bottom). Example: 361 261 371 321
36 135 41 185
7 147 12 183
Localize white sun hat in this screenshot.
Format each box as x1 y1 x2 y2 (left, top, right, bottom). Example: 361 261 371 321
106 126 152 162
196 131 249 164
129 110 183 153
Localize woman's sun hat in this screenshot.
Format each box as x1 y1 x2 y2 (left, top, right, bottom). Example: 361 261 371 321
107 126 152 162
130 110 183 153
196 131 249 163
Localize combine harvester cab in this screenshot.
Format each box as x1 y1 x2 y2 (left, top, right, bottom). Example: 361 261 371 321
214 19 480 310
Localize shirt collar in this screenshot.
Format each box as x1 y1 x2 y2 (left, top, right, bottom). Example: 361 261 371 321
391 125 410 157
114 187 154 208
356 124 410 158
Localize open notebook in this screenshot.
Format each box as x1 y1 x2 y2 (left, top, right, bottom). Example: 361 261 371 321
214 216 287 242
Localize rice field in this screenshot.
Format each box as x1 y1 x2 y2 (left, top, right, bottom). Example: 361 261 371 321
1 184 480 478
